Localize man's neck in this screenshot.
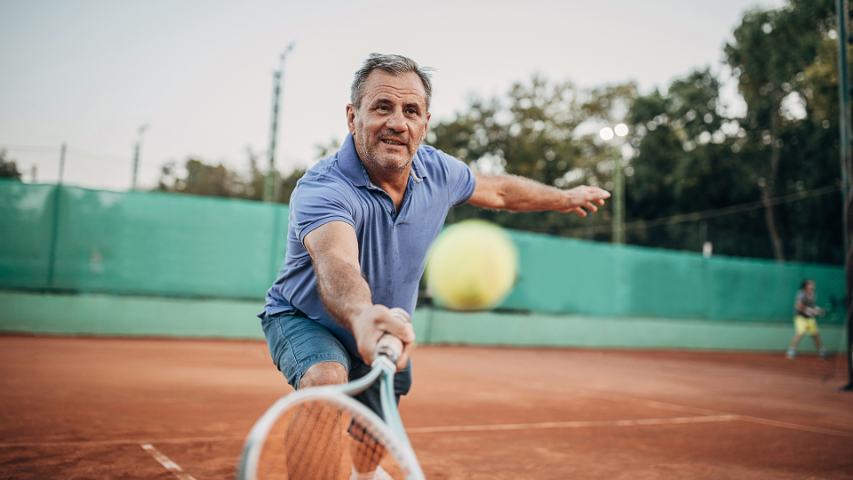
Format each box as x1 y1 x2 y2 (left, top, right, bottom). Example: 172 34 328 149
365 163 410 210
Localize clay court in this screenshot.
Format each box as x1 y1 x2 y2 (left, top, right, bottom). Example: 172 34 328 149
1 335 851 479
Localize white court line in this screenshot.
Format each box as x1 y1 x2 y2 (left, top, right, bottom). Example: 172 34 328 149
408 414 738 434
0 434 243 449
586 391 853 439
587 391 722 416
736 416 853 438
140 443 198 480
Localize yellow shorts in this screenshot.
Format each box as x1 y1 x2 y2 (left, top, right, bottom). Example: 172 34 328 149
794 316 819 335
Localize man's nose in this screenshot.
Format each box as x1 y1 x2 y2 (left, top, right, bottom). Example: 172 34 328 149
385 109 406 132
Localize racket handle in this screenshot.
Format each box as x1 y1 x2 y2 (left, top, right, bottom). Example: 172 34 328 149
375 308 410 364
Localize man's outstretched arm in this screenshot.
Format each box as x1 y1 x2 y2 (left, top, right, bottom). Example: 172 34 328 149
303 221 414 369
468 172 610 217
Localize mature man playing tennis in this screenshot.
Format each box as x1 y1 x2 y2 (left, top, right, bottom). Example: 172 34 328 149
260 53 609 479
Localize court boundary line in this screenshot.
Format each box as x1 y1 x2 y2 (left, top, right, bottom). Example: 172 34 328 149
735 415 853 438
407 414 738 434
0 417 739 449
0 416 738 448
2 396 849 451
141 443 198 480
587 391 853 438
0 434 243 449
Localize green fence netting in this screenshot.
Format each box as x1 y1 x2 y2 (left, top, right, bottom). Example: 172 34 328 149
0 180 844 324
502 231 844 324
1 181 288 299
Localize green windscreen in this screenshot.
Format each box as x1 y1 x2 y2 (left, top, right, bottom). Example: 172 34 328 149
0 181 288 299
0 180 844 324
501 230 845 324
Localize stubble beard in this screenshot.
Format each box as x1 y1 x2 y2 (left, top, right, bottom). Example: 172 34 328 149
356 131 416 174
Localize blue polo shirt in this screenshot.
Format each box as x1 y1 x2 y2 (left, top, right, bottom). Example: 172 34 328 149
262 134 475 357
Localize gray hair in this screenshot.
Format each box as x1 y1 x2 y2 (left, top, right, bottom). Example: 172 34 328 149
350 53 433 109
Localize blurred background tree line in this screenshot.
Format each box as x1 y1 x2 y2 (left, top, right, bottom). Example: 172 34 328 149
144 0 841 264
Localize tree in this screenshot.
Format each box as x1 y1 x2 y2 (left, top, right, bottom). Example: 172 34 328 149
157 149 307 204
158 158 247 198
0 149 22 181
430 14 842 264
585 0 843 263
314 137 342 160
724 0 837 260
429 75 636 239
624 68 765 254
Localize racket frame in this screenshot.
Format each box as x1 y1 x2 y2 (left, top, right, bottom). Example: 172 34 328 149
237 356 424 480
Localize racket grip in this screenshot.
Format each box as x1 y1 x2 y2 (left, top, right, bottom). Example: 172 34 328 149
375 308 410 363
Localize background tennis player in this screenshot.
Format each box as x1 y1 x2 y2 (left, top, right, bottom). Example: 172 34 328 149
787 279 827 359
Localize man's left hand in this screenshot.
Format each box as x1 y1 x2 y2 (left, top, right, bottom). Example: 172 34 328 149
562 185 611 217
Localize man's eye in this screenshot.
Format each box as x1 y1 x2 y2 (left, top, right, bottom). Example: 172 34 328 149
376 104 390 112
406 108 419 115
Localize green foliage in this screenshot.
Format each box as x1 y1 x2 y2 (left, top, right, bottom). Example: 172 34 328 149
0 150 22 181
429 76 635 239
429 0 842 264
314 137 342 160
722 0 841 262
623 68 763 254
157 154 305 204
158 158 245 198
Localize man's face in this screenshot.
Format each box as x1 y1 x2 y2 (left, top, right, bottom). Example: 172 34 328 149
805 281 815 294
347 70 430 173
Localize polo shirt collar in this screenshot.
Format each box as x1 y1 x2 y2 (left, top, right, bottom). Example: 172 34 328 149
338 134 428 187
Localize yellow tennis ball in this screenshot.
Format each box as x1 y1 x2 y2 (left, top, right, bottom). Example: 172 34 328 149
426 220 518 311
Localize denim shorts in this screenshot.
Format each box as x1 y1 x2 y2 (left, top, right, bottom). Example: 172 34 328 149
261 310 412 417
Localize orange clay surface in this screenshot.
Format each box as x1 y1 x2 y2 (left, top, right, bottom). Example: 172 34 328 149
0 335 851 479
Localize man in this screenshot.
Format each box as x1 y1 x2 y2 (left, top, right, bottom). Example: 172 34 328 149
260 53 610 479
786 279 826 359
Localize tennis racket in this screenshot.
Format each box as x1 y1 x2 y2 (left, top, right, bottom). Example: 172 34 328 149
237 308 425 480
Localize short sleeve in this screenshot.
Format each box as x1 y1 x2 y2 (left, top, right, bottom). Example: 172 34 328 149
439 151 476 206
289 175 355 245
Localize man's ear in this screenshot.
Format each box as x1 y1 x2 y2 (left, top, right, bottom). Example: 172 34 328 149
346 104 356 134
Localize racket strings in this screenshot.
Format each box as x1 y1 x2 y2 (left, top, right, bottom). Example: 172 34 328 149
255 399 405 479
348 420 388 473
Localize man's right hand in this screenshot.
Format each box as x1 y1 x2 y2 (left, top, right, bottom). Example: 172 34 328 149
351 305 415 370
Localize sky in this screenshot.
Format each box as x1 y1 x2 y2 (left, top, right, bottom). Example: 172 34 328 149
0 0 786 191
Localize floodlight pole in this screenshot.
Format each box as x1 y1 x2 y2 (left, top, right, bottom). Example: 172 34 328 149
58 142 66 185
263 43 295 203
613 154 625 245
835 0 853 391
46 142 66 288
131 124 149 191
600 124 628 244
